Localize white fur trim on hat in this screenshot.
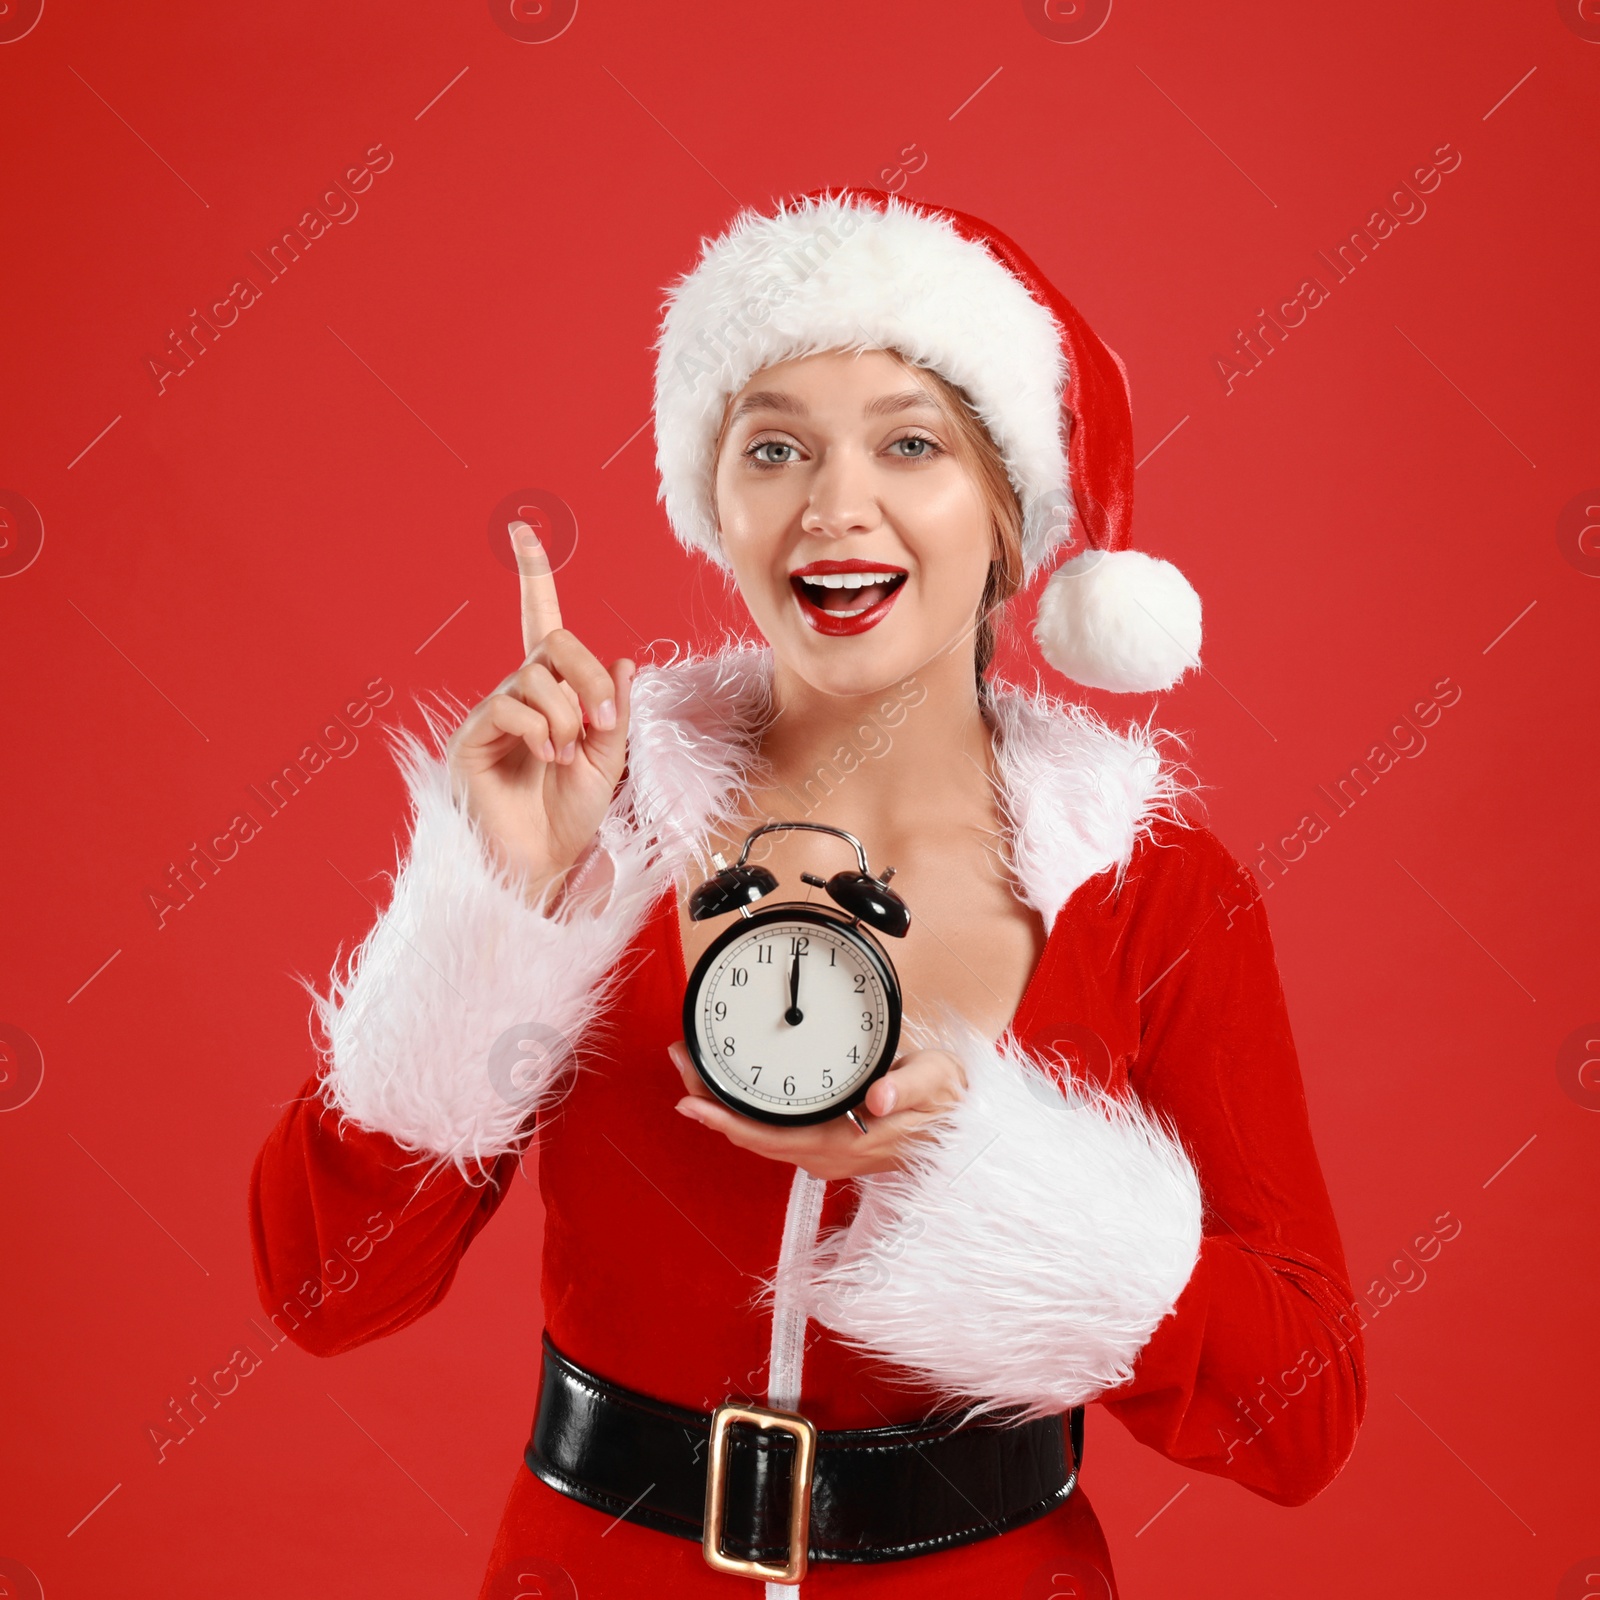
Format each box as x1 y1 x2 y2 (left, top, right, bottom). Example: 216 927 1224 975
1034 549 1203 694
654 193 1071 578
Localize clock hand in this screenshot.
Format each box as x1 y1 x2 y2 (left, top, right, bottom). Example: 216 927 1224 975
785 950 803 1027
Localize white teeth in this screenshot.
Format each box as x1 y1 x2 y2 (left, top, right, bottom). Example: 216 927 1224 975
796 570 902 590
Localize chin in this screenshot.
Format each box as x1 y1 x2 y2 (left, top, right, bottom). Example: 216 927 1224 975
769 618 929 703
797 656 908 704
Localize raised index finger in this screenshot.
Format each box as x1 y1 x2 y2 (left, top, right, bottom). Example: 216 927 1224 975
510 520 562 657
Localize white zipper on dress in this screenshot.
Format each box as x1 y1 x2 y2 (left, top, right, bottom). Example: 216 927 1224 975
765 1166 827 1598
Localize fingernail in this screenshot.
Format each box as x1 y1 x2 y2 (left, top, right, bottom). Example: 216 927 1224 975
540 739 556 762
675 1100 704 1120
878 1084 897 1113
509 522 551 575
595 699 615 731
560 740 576 762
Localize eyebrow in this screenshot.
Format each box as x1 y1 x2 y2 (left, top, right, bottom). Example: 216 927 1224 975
865 389 941 418
728 390 804 423
727 388 940 425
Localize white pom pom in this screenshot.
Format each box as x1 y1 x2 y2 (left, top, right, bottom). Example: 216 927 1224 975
1033 549 1202 694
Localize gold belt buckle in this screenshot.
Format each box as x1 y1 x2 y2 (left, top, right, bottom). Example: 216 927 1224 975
702 1402 817 1585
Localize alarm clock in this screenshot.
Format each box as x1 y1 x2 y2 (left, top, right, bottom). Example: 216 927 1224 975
682 822 912 1127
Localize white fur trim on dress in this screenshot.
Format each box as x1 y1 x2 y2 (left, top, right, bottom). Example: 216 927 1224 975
310 715 664 1175
308 651 776 1172
623 641 775 865
793 1013 1204 1419
654 193 1071 578
987 683 1187 932
1034 548 1203 695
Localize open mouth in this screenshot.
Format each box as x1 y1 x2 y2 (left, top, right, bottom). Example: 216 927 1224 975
789 565 909 635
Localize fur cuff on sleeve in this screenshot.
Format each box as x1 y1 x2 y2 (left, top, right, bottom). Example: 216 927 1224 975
310 722 660 1174
797 1017 1203 1418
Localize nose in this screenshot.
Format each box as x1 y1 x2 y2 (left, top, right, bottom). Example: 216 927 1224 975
800 446 882 538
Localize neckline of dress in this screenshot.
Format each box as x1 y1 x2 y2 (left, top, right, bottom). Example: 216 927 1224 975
625 638 1178 948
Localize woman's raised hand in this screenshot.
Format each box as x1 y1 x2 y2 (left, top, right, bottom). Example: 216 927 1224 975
445 522 634 904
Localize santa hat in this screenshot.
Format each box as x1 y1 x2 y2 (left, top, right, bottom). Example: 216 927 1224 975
651 186 1201 694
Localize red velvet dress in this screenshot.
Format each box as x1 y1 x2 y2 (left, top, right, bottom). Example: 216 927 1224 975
250 815 1366 1598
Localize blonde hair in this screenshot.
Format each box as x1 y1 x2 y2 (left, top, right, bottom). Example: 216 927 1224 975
893 355 1025 703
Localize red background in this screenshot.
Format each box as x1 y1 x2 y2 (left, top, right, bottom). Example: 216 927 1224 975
2 2 1597 1595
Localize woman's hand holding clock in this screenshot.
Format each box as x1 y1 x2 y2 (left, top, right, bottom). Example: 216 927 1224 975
445 523 635 905
667 1039 968 1180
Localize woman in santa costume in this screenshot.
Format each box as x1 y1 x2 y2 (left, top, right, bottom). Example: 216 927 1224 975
250 188 1366 1596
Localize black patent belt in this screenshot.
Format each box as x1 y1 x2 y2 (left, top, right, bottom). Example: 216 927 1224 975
525 1334 1084 1584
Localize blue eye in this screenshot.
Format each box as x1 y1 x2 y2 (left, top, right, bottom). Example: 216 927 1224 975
748 439 799 465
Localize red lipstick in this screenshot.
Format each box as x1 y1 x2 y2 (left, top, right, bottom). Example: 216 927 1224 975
788 558 909 637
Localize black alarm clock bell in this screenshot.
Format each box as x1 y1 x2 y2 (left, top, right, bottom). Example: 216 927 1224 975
682 822 911 1128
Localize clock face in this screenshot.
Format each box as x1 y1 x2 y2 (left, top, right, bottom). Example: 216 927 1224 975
683 906 901 1126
